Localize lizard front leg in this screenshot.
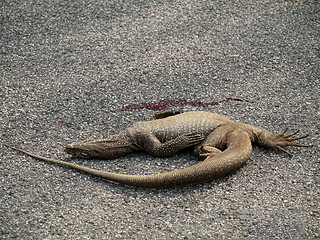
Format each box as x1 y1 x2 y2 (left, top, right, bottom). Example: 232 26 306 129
148 109 182 120
135 131 204 157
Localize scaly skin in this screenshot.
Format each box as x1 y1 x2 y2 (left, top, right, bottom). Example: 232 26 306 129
4 111 310 188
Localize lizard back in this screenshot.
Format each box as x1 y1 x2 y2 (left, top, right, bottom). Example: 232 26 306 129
131 111 232 142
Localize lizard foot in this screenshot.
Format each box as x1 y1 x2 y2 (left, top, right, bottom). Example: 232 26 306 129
199 146 222 158
181 133 205 147
149 109 182 120
271 128 311 156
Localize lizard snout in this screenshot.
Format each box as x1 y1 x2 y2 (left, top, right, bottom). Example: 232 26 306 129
64 143 77 154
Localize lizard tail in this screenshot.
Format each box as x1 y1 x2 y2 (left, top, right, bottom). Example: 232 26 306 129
4 130 252 188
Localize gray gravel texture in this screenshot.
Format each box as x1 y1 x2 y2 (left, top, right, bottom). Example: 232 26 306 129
1 0 319 239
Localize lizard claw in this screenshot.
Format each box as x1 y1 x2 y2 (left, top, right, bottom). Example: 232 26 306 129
273 128 312 156
199 146 222 158
183 133 205 146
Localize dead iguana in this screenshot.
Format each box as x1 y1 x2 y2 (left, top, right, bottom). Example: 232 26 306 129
4 111 310 188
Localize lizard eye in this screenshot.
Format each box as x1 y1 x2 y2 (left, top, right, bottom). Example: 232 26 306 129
78 152 89 158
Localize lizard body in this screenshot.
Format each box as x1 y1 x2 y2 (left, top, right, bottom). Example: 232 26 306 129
4 111 310 188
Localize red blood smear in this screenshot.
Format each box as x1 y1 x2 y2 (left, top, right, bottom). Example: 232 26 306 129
120 98 244 111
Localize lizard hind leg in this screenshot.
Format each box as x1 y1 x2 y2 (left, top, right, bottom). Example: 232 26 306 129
193 124 231 158
275 128 312 156
199 146 222 158
258 128 312 156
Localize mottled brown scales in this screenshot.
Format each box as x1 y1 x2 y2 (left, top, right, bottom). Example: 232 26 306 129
4 111 311 188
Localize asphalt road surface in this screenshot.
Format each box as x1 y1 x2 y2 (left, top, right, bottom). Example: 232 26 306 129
1 0 319 239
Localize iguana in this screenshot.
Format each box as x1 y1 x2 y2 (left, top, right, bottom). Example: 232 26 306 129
4 111 310 188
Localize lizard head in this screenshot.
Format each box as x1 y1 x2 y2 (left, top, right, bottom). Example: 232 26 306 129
65 135 135 159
